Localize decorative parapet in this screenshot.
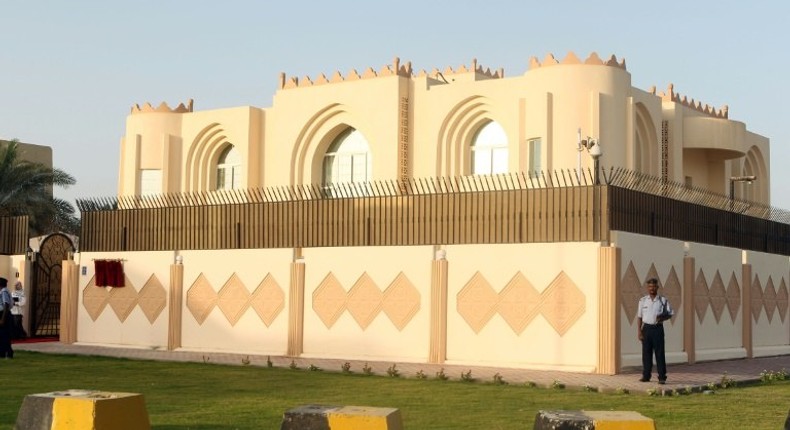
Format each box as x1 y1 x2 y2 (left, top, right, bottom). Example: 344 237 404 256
528 52 626 70
650 83 728 119
279 56 413 90
415 58 504 81
131 99 194 115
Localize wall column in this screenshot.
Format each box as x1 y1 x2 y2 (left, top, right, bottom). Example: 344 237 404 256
287 255 306 357
596 245 620 375
683 255 695 364
59 259 79 344
429 249 448 364
167 261 184 351
742 259 753 358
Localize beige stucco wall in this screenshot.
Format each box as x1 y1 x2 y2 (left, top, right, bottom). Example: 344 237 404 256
301 246 432 362
745 250 790 357
445 242 602 372
117 53 770 205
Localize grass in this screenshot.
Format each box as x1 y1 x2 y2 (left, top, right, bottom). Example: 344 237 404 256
2 351 790 429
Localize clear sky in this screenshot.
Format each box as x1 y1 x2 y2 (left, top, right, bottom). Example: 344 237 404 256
2 1 788 209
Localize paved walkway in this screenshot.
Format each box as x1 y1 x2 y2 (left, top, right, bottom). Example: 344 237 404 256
13 341 790 395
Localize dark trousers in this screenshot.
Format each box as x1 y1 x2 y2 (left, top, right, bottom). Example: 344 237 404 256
0 312 13 358
641 324 666 381
12 314 27 339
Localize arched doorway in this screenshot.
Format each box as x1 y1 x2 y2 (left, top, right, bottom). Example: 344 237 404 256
31 233 75 337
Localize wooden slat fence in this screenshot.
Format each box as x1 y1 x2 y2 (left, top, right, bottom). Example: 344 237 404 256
0 216 28 255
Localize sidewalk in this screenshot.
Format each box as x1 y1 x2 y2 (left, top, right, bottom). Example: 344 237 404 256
13 341 790 395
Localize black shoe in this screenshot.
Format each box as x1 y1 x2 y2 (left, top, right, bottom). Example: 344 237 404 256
639 378 650 382
658 380 666 385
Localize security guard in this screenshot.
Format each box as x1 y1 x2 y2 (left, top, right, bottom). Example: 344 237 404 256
637 277 673 384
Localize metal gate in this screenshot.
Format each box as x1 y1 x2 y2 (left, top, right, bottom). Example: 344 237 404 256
30 233 75 337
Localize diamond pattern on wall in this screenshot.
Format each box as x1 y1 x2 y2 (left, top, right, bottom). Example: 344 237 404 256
186 274 219 325
382 272 421 331
83 277 110 321
751 275 764 323
726 273 741 322
313 273 348 328
663 267 682 324
708 271 727 323
541 272 586 336
456 270 585 336
109 277 139 322
457 272 500 334
311 271 421 330
250 274 285 327
694 270 710 323
138 275 167 324
497 273 541 334
217 273 251 326
763 277 777 323
778 279 788 323
346 273 384 329
620 262 643 324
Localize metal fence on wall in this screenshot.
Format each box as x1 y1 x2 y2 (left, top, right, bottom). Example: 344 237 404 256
0 216 28 255
76 168 790 255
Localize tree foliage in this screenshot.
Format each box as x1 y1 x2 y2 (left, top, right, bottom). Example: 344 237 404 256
0 139 79 235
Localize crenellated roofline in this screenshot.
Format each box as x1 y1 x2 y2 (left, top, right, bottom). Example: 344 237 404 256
131 99 194 115
650 84 728 119
528 52 627 70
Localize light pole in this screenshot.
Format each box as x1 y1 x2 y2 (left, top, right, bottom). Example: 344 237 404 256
729 175 756 210
577 128 602 184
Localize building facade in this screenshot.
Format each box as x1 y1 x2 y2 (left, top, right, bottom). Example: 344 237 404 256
118 52 769 204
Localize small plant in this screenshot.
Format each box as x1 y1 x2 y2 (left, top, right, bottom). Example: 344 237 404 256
646 388 658 396
387 364 400 378
435 368 449 381
719 372 736 388
202 355 210 364
415 369 427 379
362 362 374 376
525 381 537 388
289 360 298 370
682 386 694 395
241 356 250 366
551 380 565 389
615 387 630 395
760 368 789 383
706 382 717 391
460 370 474 382
492 373 506 385
582 384 597 392
266 356 273 368
308 364 322 372
341 362 352 374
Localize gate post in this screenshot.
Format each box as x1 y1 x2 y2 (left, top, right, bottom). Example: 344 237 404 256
59 259 79 344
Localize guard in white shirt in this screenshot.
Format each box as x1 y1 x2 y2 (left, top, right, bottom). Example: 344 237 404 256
636 277 674 384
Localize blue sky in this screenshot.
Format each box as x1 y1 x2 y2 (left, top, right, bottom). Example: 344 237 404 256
2 1 789 209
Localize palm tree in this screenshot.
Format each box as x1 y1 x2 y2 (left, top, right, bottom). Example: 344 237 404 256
0 139 79 235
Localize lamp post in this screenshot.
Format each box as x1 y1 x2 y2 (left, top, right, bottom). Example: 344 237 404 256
577 128 602 184
729 175 756 211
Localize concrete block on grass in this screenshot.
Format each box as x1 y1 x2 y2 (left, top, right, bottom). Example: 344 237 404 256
534 410 655 430
15 389 150 430
281 404 403 430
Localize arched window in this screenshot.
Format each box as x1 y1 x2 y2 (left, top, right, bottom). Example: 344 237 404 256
216 145 241 190
323 128 371 184
471 121 508 175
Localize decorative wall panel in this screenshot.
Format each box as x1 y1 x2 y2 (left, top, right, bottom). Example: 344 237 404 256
185 272 285 326
82 274 166 324
312 271 421 331
456 271 585 336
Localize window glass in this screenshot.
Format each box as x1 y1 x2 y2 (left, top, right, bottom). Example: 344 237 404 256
528 138 541 173
471 121 508 175
323 128 371 184
217 145 241 190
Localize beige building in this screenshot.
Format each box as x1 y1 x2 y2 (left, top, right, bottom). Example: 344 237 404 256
46 52 788 375
118 52 769 204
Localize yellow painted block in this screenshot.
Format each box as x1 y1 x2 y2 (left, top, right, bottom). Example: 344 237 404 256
327 406 403 430
587 411 655 430
37 390 150 430
52 397 95 430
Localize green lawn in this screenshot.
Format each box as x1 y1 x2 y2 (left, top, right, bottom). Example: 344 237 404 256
2 351 789 429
